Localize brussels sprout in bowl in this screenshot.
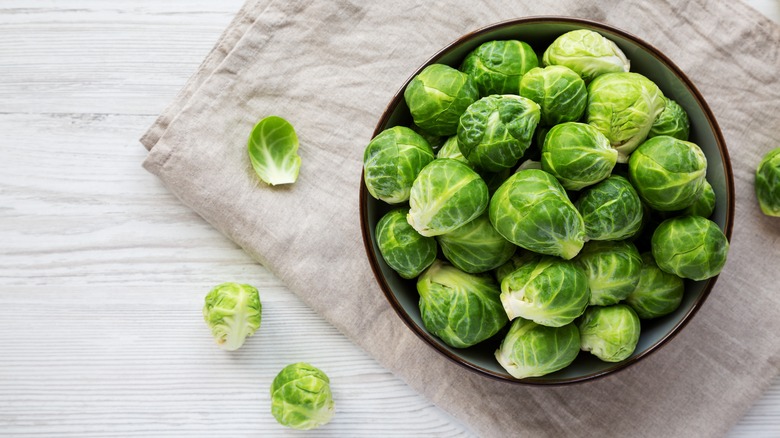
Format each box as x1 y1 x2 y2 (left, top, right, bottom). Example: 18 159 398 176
359 17 734 384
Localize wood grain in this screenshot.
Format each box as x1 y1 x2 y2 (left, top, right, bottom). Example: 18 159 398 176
0 1 777 436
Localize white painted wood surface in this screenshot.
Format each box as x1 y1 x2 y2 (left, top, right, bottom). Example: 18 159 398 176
0 1 777 436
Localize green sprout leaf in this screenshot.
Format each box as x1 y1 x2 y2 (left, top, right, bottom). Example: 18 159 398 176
247 116 302 186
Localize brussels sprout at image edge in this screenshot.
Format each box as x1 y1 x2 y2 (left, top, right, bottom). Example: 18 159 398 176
648 98 690 141
457 94 541 172
541 122 617 190
417 260 508 348
363 126 434 204
495 318 580 379
577 175 644 241
579 304 641 362
500 256 590 327
461 39 538 96
587 72 666 162
376 208 437 279
407 159 489 237
519 65 587 126
682 179 716 218
270 362 335 430
489 169 586 259
651 215 729 281
629 135 707 211
203 282 262 351
542 29 630 82
755 147 780 216
404 63 479 136
626 252 685 319
437 214 516 274
247 116 302 186
576 240 642 306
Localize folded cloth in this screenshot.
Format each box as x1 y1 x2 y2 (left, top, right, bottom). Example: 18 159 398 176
143 1 780 436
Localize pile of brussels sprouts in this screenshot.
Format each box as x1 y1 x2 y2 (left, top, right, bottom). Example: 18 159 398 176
364 29 730 379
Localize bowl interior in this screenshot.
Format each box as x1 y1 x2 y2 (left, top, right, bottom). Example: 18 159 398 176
360 18 733 384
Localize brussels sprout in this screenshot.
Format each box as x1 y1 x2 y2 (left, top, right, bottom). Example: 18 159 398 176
541 122 617 190
682 179 716 218
203 282 262 351
516 159 542 171
542 29 630 82
417 260 508 348
479 168 512 195
490 169 586 259
755 147 780 216
586 72 666 162
495 318 580 379
457 95 541 172
500 256 590 327
376 208 437 279
628 136 708 211
626 253 684 319
437 214 516 274
576 175 643 240
270 362 335 430
411 124 447 152
436 135 471 166
407 159 489 236
651 215 729 281
461 40 538 96
493 250 540 284
363 126 434 204
247 116 302 186
648 98 690 141
404 64 479 136
576 240 642 306
579 305 641 362
519 65 587 126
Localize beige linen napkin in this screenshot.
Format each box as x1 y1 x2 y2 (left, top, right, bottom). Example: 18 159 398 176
143 1 780 436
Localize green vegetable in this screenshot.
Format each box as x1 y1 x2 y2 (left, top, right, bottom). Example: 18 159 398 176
541 122 617 190
461 40 538 96
457 95 541 172
493 250 540 284
203 282 262 351
626 253 685 319
579 305 641 362
542 29 630 82
489 169 586 259
247 116 302 186
682 179 716 218
376 208 437 279
495 318 580 379
576 175 644 241
436 135 471 166
651 215 729 281
586 72 666 162
417 260 508 348
628 136 708 211
519 65 587 126
437 214 516 274
363 126 434 204
500 256 590 327
404 64 479 136
576 240 642 306
407 159 489 236
755 147 780 216
648 98 690 141
270 363 335 430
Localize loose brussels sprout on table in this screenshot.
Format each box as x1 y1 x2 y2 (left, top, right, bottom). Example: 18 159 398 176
437 214 515 274
576 175 644 241
247 116 302 186
541 122 617 190
203 282 262 351
626 252 685 319
651 215 729 281
495 318 580 379
579 304 641 362
519 65 587 126
404 63 479 136
755 147 780 216
576 240 642 306
376 208 437 279
542 29 630 82
461 40 538 96
417 260 508 348
270 362 335 430
363 126 434 204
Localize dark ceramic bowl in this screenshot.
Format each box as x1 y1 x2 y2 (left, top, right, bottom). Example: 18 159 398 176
360 17 734 384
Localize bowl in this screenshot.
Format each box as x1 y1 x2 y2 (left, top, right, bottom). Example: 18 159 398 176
359 17 734 384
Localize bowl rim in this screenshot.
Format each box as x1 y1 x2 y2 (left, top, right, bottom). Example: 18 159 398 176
359 16 735 385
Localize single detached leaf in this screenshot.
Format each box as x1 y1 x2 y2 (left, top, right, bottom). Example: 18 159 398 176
247 116 302 185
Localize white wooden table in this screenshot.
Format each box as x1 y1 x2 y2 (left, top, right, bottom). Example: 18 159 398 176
1 1 778 436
